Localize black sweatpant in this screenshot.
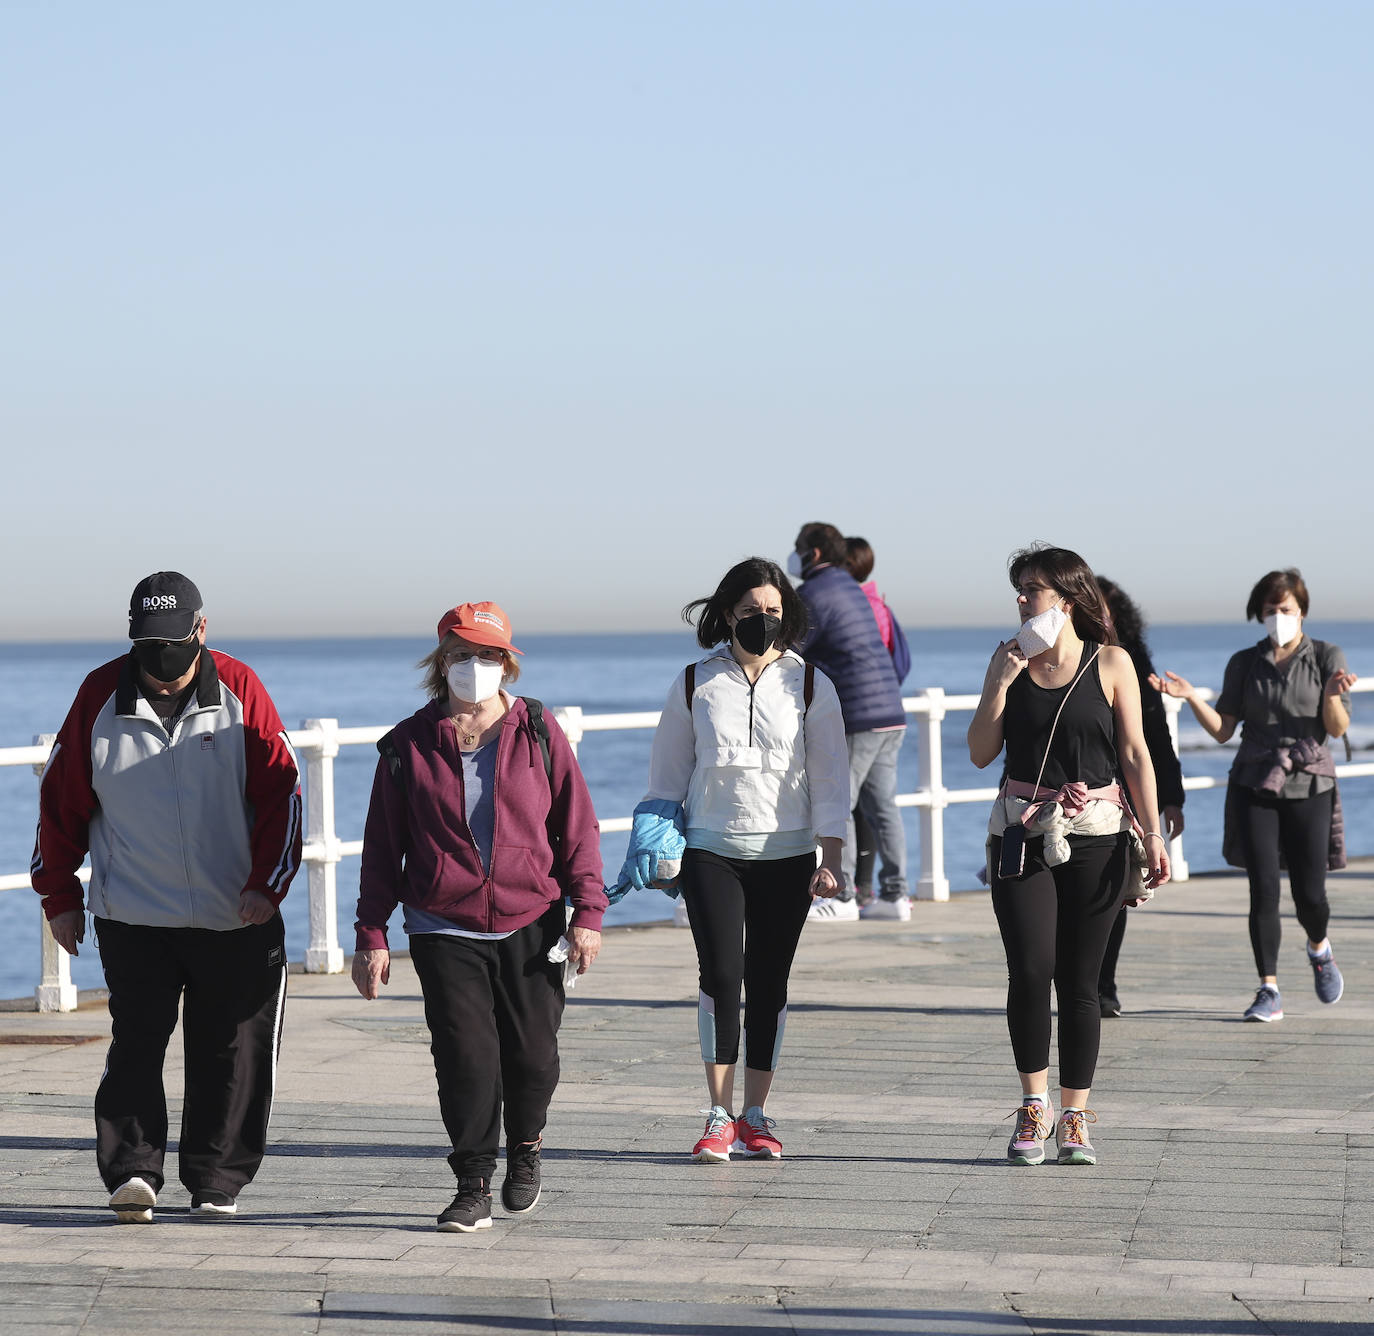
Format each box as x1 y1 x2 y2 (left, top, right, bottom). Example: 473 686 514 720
94 915 287 1198
680 847 814 1072
407 904 566 1183
1232 785 1334 977
990 833 1128 1091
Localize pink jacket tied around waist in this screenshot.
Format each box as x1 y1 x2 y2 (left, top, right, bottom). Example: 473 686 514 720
988 777 1153 903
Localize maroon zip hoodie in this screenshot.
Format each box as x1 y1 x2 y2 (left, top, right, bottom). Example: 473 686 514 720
355 697 605 950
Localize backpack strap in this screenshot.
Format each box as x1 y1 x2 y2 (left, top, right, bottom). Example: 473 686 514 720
518 696 553 783
803 662 814 713
377 729 405 796
684 662 696 709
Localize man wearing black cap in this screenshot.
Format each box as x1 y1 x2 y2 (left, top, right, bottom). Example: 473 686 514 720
31 572 302 1224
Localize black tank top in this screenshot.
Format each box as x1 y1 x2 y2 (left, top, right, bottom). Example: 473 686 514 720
1003 644 1118 790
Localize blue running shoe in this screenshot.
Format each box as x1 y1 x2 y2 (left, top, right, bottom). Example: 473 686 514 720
1243 984 1283 1022
1309 949 1344 1005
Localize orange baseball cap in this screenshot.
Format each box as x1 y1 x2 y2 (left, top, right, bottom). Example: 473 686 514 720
436 601 523 654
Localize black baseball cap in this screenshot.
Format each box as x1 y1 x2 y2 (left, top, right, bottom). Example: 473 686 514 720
128 572 203 641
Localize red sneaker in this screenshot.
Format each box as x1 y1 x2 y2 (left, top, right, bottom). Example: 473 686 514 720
735 1106 782 1159
692 1108 735 1162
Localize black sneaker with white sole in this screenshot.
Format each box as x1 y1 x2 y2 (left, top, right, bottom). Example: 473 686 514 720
190 1189 238 1216
438 1177 492 1232
502 1139 542 1214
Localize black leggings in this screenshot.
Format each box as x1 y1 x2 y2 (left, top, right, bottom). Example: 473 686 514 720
680 847 814 1072
1232 785 1333 978
991 832 1128 1091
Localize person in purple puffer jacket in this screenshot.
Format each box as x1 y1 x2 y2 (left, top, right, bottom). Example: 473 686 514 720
352 601 606 1235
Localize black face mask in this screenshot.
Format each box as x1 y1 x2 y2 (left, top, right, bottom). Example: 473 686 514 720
733 612 782 656
134 638 201 684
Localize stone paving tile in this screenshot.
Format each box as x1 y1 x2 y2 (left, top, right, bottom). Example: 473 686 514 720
5 871 1374 1333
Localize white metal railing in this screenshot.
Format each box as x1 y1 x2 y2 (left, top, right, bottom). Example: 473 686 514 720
3 681 1370 1011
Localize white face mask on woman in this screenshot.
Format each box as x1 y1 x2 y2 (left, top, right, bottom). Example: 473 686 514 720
447 658 504 704
1016 605 1068 658
1263 611 1301 648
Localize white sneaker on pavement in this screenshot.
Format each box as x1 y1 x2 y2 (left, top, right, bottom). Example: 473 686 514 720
109 1176 156 1224
859 896 912 921
807 897 860 922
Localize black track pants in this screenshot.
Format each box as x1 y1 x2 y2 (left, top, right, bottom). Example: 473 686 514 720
408 904 566 1183
680 847 814 1072
1233 786 1334 977
94 915 287 1198
990 833 1127 1091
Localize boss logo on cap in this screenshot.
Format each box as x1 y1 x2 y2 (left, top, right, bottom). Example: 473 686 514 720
472 610 503 628
143 595 180 611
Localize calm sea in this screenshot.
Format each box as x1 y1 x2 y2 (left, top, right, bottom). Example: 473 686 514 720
3 623 1371 1002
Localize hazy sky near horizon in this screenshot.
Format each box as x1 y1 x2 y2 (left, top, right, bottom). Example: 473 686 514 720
3 2 1371 641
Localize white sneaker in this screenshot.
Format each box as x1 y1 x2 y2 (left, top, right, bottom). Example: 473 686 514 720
109 1176 156 1224
672 899 690 928
859 896 912 921
807 897 859 922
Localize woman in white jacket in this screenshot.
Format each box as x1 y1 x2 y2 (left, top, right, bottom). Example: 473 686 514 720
642 557 850 1162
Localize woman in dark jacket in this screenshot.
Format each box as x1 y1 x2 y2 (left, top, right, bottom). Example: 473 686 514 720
1094 578 1186 1018
1153 569 1355 1022
352 601 606 1232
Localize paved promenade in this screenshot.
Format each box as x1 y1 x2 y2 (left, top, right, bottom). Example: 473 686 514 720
3 865 1374 1335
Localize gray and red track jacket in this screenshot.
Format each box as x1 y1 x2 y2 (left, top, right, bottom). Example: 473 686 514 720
32 649 302 931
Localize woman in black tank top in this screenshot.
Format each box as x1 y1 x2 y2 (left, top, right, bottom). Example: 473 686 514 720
967 545 1169 1168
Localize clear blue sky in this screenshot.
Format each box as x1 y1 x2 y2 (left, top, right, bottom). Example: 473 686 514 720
3 2 1370 639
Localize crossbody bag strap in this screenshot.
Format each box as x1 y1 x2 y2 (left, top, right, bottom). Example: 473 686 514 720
1026 644 1103 808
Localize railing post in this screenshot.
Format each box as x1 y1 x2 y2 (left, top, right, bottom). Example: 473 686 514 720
1161 696 1189 882
301 719 344 973
552 706 583 758
37 915 78 1012
915 690 950 901
30 733 77 1012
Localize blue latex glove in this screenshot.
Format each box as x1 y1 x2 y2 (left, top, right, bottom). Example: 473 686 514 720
619 798 686 892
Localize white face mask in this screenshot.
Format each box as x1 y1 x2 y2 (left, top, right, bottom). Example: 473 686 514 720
1263 611 1301 648
446 658 504 704
1016 605 1068 658
785 551 805 578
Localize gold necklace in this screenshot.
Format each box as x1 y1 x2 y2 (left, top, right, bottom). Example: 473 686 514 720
454 709 488 748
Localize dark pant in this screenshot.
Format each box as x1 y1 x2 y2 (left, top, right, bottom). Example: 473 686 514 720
408 905 566 1183
1234 786 1334 977
94 915 287 1198
1098 906 1128 995
680 848 814 1072
991 833 1128 1091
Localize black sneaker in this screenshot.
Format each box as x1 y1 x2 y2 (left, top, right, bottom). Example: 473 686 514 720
437 1176 492 1232
190 1189 238 1217
1099 989 1122 1018
501 1138 542 1214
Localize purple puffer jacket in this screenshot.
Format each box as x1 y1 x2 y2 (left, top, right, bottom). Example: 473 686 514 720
356 697 606 949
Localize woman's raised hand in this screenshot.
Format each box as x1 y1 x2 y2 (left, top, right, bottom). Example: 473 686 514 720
985 639 1029 692
1149 670 1193 700
1326 669 1359 697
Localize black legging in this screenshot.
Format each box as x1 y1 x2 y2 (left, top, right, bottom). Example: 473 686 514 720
1232 785 1333 978
680 847 814 1072
991 832 1128 1091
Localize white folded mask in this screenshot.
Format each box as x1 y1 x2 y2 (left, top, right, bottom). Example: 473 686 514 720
1016 605 1068 658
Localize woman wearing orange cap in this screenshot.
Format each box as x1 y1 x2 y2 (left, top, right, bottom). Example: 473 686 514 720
352 602 607 1233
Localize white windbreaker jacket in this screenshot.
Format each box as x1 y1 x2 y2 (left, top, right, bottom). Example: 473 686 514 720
643 649 850 841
